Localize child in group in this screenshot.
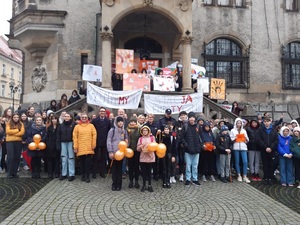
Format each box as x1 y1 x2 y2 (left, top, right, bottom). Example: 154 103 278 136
137 126 156 192
27 116 47 178
215 125 232 183
290 127 300 188
161 125 177 188
278 126 294 186
200 121 216 182
107 116 128 191
230 118 250 183
126 117 140 189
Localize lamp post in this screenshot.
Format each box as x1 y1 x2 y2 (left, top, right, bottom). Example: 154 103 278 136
9 82 20 112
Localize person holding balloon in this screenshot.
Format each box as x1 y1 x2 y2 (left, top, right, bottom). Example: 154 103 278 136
107 116 128 191
5 112 25 178
137 126 156 192
27 116 47 178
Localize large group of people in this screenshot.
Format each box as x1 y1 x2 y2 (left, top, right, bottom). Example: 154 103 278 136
1 103 300 193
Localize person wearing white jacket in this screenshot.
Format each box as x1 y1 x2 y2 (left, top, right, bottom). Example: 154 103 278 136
230 118 251 183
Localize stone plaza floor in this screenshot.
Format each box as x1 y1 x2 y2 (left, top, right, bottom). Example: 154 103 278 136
1 171 300 225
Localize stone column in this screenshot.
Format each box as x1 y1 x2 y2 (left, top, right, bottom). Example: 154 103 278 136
180 35 193 93
100 32 113 89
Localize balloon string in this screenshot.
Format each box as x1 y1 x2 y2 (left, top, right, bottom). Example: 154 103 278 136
107 159 114 177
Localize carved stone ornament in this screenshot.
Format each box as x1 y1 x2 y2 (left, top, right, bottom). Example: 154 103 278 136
143 0 153 7
179 0 189 11
31 67 47 92
100 32 114 40
106 0 114 7
180 36 194 45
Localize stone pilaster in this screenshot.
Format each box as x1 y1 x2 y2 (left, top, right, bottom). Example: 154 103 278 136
100 32 114 89
180 35 193 93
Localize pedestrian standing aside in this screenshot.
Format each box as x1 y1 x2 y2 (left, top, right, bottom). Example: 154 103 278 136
6 113 25 178
107 116 128 191
137 126 156 192
73 113 97 183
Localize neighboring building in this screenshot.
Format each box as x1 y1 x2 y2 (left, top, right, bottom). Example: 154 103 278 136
6 0 300 108
0 36 22 114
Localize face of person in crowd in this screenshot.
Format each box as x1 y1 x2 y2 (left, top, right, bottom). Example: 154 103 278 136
219 121 225 128
117 120 124 128
294 130 300 137
81 114 88 123
129 120 137 126
42 112 47 118
91 114 97 119
51 101 56 106
132 113 137 118
72 91 77 96
198 120 204 125
12 114 19 123
236 121 242 128
63 95 67 100
205 125 210 131
118 109 125 117
35 117 43 126
142 128 149 136
99 108 106 117
222 130 228 135
283 128 289 137
123 113 128 119
189 116 195 125
21 113 27 121
64 113 71 122
61 111 66 117
263 120 272 128
29 107 35 115
251 121 258 128
7 109 12 117
164 127 170 134
35 112 42 118
292 122 298 128
52 117 58 125
109 113 114 120
138 116 145 124
179 114 187 121
148 115 154 123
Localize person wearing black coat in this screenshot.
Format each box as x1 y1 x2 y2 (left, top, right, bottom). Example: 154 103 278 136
215 126 232 183
91 107 111 178
68 90 81 105
255 117 279 184
45 115 60 178
181 112 202 186
27 116 47 178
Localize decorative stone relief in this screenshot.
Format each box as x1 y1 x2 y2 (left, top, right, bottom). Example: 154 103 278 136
31 67 47 92
106 0 114 7
143 0 153 7
180 36 193 44
179 0 189 11
100 32 114 40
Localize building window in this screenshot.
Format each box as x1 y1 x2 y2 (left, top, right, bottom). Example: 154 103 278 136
282 42 300 89
203 0 245 7
2 64 6 75
203 0 214 5
11 68 14 79
203 38 249 88
1 84 5 97
81 54 88 77
218 0 230 6
286 0 298 11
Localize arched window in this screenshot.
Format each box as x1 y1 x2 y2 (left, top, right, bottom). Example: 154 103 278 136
282 42 300 89
203 38 249 88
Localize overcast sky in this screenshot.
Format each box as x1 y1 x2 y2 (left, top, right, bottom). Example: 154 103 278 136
0 1 13 38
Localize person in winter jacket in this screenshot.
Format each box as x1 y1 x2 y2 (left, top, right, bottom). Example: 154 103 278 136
246 119 261 181
230 118 250 183
290 127 300 188
107 116 128 191
68 90 81 105
278 126 294 186
161 125 177 188
56 113 76 181
200 121 216 182
215 125 232 183
45 115 60 179
73 113 97 183
255 116 279 185
6 113 25 178
137 125 156 192
27 116 46 178
181 112 202 186
126 117 140 189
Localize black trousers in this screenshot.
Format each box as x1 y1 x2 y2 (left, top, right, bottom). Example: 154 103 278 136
294 157 300 182
6 141 22 176
141 162 153 186
261 151 275 179
47 155 60 176
92 146 108 175
128 151 140 182
201 150 215 176
31 157 42 174
111 159 123 188
79 154 92 178
161 153 172 184
178 146 185 175
1 141 7 170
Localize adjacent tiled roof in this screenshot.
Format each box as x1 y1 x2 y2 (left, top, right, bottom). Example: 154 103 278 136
0 36 22 64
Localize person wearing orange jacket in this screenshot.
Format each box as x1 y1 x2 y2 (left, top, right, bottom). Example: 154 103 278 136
6 112 25 178
73 113 97 183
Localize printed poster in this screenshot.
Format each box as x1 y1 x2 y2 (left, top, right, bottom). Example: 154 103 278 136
153 76 175 91
116 49 134 74
82 65 102 82
123 73 151 91
210 78 226 100
139 60 159 72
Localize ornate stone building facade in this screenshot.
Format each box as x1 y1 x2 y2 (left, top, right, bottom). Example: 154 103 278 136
7 0 300 107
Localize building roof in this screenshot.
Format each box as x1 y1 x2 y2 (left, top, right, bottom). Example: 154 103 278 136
0 36 22 64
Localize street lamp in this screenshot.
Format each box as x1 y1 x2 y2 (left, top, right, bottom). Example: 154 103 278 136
9 82 20 112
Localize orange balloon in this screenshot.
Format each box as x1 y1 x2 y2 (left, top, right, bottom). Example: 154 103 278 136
37 142 46 150
125 148 134 158
148 142 158 152
114 150 125 161
156 143 167 154
28 142 37 151
156 150 166 158
33 134 42 144
118 141 127 152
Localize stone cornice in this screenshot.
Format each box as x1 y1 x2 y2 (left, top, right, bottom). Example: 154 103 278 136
100 32 114 40
14 23 65 36
10 9 68 23
180 36 193 44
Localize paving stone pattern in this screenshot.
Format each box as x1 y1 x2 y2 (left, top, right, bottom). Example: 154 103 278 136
1 177 299 225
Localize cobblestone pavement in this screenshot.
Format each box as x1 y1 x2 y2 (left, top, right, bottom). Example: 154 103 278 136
1 175 299 225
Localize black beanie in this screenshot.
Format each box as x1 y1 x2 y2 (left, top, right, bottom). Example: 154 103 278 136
116 117 124 123
188 112 196 119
